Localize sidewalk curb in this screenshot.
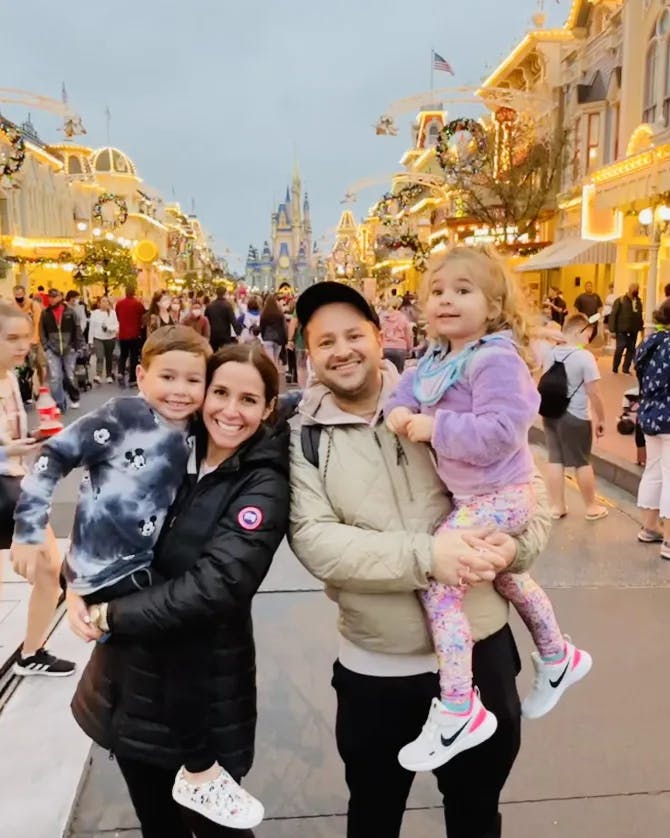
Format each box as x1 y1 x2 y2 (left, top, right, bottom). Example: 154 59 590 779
529 423 642 497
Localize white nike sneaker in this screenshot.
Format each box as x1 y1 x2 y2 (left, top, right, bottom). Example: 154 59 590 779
521 638 592 720
172 764 264 829
398 690 497 772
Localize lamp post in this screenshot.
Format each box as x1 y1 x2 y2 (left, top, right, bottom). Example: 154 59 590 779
639 204 670 335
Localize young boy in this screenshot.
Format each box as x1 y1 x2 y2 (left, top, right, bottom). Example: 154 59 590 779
541 313 608 521
11 325 210 603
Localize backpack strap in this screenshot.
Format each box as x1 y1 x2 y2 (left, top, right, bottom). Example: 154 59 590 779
301 424 322 469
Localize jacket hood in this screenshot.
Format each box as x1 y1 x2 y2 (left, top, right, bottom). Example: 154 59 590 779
299 360 400 427
637 330 670 369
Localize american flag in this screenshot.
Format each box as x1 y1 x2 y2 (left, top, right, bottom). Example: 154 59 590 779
433 51 455 75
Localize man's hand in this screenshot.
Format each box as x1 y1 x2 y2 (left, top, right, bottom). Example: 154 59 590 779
406 414 435 444
66 590 102 643
463 531 517 570
432 528 508 587
386 407 414 437
10 542 48 584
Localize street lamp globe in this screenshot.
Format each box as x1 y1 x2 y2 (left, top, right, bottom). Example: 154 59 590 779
659 205 670 222
639 207 654 226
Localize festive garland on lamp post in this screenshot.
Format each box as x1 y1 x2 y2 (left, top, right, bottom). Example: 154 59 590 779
435 118 488 175
0 118 26 180
92 192 128 229
375 182 429 227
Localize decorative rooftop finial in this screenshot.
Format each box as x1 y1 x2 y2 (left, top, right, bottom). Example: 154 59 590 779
532 0 546 28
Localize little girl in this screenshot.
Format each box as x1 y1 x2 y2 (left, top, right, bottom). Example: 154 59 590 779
385 246 591 772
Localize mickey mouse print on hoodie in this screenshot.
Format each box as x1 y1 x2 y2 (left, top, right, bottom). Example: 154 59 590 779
13 396 193 595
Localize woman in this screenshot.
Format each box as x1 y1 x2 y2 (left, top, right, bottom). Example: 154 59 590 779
259 295 287 366
379 296 413 373
67 343 290 837
239 295 261 344
182 301 211 339
170 296 184 324
635 298 670 556
88 296 119 383
145 291 175 335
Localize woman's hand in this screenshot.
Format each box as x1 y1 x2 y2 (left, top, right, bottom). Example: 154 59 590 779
432 529 508 587
66 590 102 642
386 407 414 436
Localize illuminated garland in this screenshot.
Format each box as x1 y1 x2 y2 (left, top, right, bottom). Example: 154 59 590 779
7 252 74 265
92 192 128 229
377 233 431 271
436 118 487 174
375 183 427 226
0 118 26 178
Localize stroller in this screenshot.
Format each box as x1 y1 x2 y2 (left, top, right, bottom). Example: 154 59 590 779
617 386 639 435
74 346 93 392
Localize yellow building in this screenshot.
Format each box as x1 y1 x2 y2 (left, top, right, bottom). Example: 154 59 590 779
0 118 217 299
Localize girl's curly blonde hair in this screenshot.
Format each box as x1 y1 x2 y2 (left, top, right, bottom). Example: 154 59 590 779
419 245 538 367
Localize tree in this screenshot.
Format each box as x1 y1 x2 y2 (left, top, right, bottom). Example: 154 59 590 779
436 112 568 247
76 240 137 295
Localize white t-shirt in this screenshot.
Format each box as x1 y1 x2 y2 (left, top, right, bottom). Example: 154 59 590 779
603 293 617 317
542 345 600 421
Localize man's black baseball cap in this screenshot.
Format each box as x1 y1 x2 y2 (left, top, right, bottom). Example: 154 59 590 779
296 281 379 330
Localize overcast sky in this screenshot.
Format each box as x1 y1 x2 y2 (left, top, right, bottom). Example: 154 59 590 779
3 0 566 271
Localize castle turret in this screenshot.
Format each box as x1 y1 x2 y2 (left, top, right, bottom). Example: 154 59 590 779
260 241 273 292
296 240 311 293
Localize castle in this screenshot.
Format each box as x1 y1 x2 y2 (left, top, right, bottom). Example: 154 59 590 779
245 164 314 292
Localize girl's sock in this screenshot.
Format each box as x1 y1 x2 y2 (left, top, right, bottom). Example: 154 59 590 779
540 642 567 665
441 693 473 715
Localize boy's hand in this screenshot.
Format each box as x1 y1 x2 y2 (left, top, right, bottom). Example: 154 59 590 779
386 407 414 436
66 590 102 643
406 414 435 444
4 438 39 458
595 422 606 438
10 542 48 584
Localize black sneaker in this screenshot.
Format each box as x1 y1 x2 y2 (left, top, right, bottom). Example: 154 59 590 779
13 648 76 677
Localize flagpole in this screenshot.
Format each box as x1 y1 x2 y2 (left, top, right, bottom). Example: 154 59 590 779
430 48 434 92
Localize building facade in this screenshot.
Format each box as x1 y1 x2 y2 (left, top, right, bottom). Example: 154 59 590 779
0 117 218 299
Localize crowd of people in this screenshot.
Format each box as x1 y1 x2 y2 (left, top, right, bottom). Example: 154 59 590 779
0 252 668 837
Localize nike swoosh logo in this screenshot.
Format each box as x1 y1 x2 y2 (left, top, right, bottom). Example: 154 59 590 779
440 720 470 748
549 661 571 688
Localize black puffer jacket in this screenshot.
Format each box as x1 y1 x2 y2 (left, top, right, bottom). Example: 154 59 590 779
70 423 290 777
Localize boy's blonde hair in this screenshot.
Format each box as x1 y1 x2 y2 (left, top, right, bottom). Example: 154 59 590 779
419 245 536 366
140 324 212 369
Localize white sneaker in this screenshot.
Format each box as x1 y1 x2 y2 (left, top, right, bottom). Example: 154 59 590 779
521 639 592 720
70 401 80 409
172 764 264 829
398 691 497 772
106 376 114 383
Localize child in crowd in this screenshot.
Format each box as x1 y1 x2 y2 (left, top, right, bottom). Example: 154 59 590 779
11 325 264 829
385 246 591 772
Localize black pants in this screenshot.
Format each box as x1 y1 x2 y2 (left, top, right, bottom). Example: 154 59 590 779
118 338 142 383
332 625 521 838
116 757 255 838
286 347 298 383
613 331 638 373
86 571 214 772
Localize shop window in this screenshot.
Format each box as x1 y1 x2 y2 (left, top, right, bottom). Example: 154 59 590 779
644 42 658 123
572 117 582 183
664 36 670 125
586 113 601 171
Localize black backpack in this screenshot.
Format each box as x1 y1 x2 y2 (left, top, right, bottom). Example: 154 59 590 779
276 391 322 468
537 350 582 419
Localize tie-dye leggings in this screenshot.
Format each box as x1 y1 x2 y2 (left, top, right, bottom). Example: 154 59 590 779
423 482 564 704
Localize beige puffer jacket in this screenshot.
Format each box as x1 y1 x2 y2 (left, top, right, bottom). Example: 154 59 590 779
289 366 552 656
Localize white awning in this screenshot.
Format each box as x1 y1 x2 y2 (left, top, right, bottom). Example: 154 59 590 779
515 237 618 272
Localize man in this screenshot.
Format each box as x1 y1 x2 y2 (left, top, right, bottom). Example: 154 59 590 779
574 280 603 343
609 282 644 374
547 286 567 326
36 285 50 308
205 285 241 351
65 289 89 342
40 288 82 411
541 314 608 521
289 282 551 838
115 285 145 387
13 284 45 395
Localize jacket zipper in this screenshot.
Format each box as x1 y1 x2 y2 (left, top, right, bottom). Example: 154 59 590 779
373 429 410 520
395 436 415 502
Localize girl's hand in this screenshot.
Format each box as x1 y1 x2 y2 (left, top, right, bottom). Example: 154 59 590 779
386 407 414 436
406 414 435 444
66 590 102 642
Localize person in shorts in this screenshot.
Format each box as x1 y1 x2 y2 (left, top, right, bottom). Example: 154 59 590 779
541 314 608 522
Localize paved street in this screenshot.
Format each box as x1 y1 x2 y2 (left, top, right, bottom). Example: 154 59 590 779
2 383 670 837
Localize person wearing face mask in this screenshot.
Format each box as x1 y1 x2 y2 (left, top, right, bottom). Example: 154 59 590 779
13 285 45 397
609 282 644 375
170 297 184 323
183 302 211 339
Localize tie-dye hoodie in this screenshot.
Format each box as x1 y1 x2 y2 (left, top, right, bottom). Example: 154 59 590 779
13 396 194 595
